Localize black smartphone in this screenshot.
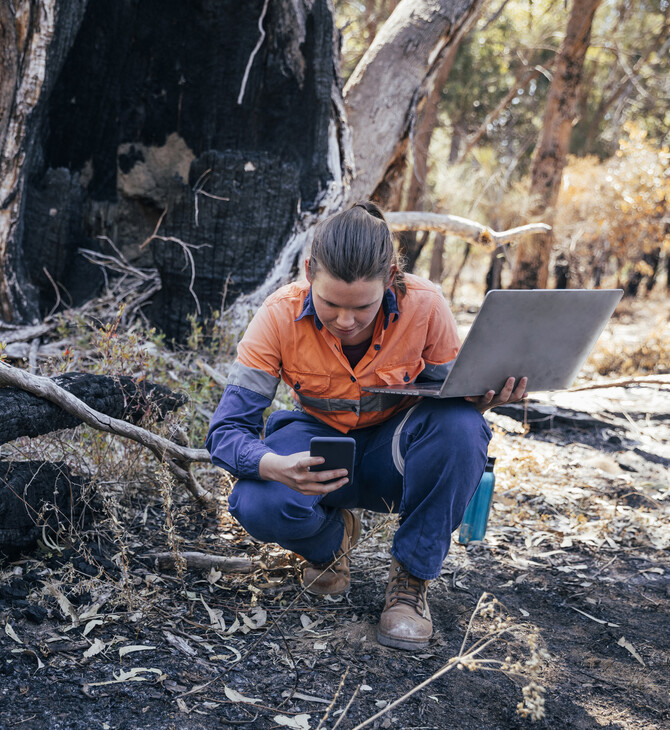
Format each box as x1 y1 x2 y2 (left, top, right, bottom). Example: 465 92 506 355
309 437 356 485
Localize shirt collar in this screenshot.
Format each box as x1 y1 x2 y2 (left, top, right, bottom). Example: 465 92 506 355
295 288 323 329
382 287 400 328
295 286 400 331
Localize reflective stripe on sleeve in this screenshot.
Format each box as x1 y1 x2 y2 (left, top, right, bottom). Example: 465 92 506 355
227 361 280 399
297 391 410 414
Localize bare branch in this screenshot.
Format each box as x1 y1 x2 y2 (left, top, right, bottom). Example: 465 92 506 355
385 211 551 246
569 375 670 392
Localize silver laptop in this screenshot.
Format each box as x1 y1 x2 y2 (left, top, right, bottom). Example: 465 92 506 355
363 289 623 398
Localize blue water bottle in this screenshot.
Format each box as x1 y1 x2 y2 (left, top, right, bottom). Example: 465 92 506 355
458 456 496 544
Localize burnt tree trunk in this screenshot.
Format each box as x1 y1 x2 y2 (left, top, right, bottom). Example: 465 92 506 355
2 0 486 339
1 0 341 340
510 0 602 290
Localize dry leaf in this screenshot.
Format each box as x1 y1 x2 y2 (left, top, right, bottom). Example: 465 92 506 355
225 617 241 635
11 648 44 670
207 568 222 584
617 636 646 667
273 714 311 729
282 690 330 705
5 622 22 644
240 607 267 630
44 583 79 626
119 645 156 658
571 607 619 627
83 638 106 658
83 619 103 637
176 698 190 713
200 596 225 631
223 685 262 704
88 667 163 687
164 631 197 657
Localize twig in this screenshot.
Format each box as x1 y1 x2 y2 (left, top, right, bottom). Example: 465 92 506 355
316 668 350 730
0 360 214 504
28 338 40 374
42 267 62 318
569 375 670 391
237 0 270 105
330 683 361 730
138 207 209 315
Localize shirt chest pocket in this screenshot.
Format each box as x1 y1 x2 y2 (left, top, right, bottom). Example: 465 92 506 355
374 359 425 386
282 369 331 395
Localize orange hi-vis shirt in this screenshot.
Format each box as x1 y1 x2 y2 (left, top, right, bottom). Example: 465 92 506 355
226 273 461 433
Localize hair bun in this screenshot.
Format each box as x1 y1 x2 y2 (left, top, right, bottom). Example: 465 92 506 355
352 200 386 221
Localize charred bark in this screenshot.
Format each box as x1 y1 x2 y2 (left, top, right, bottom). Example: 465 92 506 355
0 460 88 556
0 372 186 446
3 0 340 340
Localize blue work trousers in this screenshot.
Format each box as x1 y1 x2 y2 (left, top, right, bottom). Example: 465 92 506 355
228 399 492 580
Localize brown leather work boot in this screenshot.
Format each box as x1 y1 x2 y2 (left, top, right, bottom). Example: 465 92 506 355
377 557 432 650
302 509 360 595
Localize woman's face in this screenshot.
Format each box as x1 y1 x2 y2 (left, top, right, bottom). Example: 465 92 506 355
306 263 390 346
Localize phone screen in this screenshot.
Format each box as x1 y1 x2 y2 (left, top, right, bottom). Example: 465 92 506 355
309 437 356 485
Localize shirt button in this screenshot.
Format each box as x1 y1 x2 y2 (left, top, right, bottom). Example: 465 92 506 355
350 375 356 382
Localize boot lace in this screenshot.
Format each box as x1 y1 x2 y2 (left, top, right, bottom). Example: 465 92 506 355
388 564 427 617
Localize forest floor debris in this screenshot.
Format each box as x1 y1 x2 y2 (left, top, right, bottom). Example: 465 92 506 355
0 295 668 729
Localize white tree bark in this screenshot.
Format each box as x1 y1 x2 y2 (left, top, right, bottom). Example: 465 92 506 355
343 0 484 203
0 1 59 322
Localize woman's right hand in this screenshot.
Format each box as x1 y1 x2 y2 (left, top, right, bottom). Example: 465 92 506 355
258 451 349 496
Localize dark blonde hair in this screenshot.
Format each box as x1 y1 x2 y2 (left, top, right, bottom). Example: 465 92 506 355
308 201 406 295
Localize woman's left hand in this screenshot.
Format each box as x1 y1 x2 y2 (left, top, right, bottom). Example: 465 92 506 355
465 376 528 414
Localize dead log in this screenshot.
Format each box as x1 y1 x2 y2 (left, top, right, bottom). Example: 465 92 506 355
0 372 187 446
0 460 88 557
140 551 254 574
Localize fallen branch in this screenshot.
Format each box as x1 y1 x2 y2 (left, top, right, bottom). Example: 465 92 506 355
141 551 254 573
385 211 551 246
0 361 214 504
570 374 670 392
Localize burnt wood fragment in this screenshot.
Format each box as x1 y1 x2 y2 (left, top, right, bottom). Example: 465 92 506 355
0 460 88 557
0 372 187 446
